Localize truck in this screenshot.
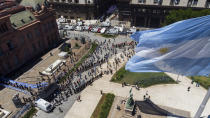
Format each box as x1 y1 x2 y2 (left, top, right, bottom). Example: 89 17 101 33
35 99 53 112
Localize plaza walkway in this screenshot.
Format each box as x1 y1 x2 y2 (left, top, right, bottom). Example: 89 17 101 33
64 51 210 118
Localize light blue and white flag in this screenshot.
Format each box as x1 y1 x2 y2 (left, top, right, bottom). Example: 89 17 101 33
126 15 210 76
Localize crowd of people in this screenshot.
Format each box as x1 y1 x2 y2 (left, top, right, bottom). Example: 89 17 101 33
47 37 136 110
0 36 135 113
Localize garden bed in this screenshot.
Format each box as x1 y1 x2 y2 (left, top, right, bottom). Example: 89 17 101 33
189 76 210 89
91 93 115 118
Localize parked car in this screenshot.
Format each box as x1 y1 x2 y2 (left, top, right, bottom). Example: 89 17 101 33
107 28 118 34
77 21 83 26
101 20 111 27
127 26 136 34
82 26 90 31
100 27 106 33
91 27 101 33
114 26 124 32
63 25 75 30
75 26 83 31
88 26 93 31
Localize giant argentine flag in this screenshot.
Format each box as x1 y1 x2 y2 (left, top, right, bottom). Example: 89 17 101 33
126 15 210 76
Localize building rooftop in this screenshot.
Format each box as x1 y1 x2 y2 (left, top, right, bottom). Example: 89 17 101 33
20 0 45 9
10 10 37 29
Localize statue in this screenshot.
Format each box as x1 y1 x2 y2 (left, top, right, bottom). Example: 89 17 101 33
125 88 135 114
127 88 134 106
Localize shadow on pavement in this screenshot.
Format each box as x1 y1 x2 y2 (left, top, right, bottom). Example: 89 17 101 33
136 99 187 118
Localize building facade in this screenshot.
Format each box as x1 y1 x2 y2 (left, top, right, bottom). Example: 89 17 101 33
0 0 60 76
117 0 210 27
47 0 115 19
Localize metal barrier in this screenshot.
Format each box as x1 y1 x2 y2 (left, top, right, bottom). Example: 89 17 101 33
12 103 31 118
66 32 90 41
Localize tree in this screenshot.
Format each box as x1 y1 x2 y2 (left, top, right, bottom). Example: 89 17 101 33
162 8 210 26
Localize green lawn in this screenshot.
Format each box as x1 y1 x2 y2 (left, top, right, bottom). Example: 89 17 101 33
91 93 115 118
189 76 210 89
22 107 37 118
111 66 177 88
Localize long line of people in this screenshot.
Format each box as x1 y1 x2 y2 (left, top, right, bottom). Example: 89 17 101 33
48 38 135 107
16 37 135 111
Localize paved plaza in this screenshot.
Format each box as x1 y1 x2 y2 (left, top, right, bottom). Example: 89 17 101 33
65 51 210 118
63 32 210 118
0 39 87 115
1 31 209 118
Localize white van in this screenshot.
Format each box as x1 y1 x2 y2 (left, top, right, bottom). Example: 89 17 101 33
101 20 111 27
64 25 75 30
35 99 53 112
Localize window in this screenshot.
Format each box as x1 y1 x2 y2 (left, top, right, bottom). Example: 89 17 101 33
206 0 210 8
175 0 180 4
154 0 162 5
0 47 3 56
75 0 79 3
193 0 198 5
20 35 25 45
24 49 29 61
7 41 14 51
43 24 48 32
35 28 41 37
14 55 19 65
138 0 146 3
32 44 37 52
0 23 8 34
154 0 158 3
187 0 197 6
170 0 180 5
27 32 33 39
47 22 51 31
3 63 8 71
38 41 42 48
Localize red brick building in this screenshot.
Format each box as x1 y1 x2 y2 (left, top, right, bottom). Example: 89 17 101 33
0 0 60 76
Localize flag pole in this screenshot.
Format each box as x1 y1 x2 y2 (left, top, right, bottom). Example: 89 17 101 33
194 87 210 118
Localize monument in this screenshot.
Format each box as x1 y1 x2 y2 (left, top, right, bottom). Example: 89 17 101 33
125 88 135 115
